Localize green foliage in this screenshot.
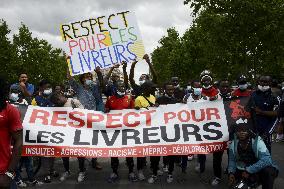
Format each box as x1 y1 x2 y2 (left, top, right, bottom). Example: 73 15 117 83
0 21 67 86
152 0 284 85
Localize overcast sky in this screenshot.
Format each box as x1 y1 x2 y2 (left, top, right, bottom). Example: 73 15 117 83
0 0 193 79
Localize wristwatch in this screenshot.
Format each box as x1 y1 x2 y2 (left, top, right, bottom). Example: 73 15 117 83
5 171 15 180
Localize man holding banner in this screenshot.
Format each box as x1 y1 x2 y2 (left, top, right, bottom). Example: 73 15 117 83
105 80 138 183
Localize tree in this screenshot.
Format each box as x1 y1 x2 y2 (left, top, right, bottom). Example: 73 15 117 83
0 20 16 82
152 0 284 85
12 24 67 85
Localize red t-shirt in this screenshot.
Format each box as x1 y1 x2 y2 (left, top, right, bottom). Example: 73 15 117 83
105 95 135 110
232 89 252 97
202 87 219 97
0 103 23 174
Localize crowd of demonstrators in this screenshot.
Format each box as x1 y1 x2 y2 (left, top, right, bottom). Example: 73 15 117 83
1 53 284 189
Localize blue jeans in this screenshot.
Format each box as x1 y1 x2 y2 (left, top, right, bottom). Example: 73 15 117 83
15 157 34 182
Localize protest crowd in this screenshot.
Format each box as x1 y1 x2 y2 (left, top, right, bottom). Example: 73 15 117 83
0 53 284 189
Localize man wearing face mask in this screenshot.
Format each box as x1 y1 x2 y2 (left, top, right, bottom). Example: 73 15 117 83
148 82 178 184
199 70 223 186
129 54 158 97
9 86 43 187
49 92 89 183
31 80 57 183
183 81 208 177
104 80 138 183
250 75 281 153
31 80 54 107
67 65 104 176
200 70 219 101
232 75 252 97
134 81 158 181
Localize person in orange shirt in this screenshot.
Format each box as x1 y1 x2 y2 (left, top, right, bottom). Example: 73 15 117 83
105 80 138 183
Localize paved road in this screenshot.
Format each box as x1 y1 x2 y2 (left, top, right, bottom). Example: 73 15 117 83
25 142 284 189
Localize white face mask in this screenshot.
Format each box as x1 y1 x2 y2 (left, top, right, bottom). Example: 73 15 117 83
116 91 126 96
187 86 191 91
10 93 19 102
139 80 146 85
258 85 270 92
85 79 93 86
193 88 202 96
202 85 212 89
43 88 52 96
239 84 248 90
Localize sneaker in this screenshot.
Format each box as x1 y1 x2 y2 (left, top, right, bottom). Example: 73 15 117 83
147 175 157 184
128 172 138 182
43 175 51 183
211 177 221 186
195 163 200 173
16 180 27 188
28 180 44 186
60 171 71 182
77 172 86 183
167 174 174 183
163 165 169 173
157 169 163 176
107 173 118 183
137 170 145 181
187 154 194 161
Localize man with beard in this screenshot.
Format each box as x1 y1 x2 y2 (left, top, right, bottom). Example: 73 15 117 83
10 72 34 104
0 77 23 189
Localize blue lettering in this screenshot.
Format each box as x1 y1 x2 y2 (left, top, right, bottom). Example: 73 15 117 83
77 52 85 73
107 46 118 65
115 44 128 62
69 57 80 75
81 51 92 71
91 50 102 68
100 48 111 67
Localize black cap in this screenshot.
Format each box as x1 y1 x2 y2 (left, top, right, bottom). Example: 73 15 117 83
237 75 247 84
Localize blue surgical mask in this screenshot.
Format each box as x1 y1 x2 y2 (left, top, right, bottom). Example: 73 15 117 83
85 79 93 86
193 88 202 96
239 84 248 90
10 93 19 102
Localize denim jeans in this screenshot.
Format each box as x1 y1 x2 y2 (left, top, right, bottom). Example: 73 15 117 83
15 157 34 182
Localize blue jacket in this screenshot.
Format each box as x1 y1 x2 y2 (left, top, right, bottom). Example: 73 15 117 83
69 78 104 111
228 135 278 174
